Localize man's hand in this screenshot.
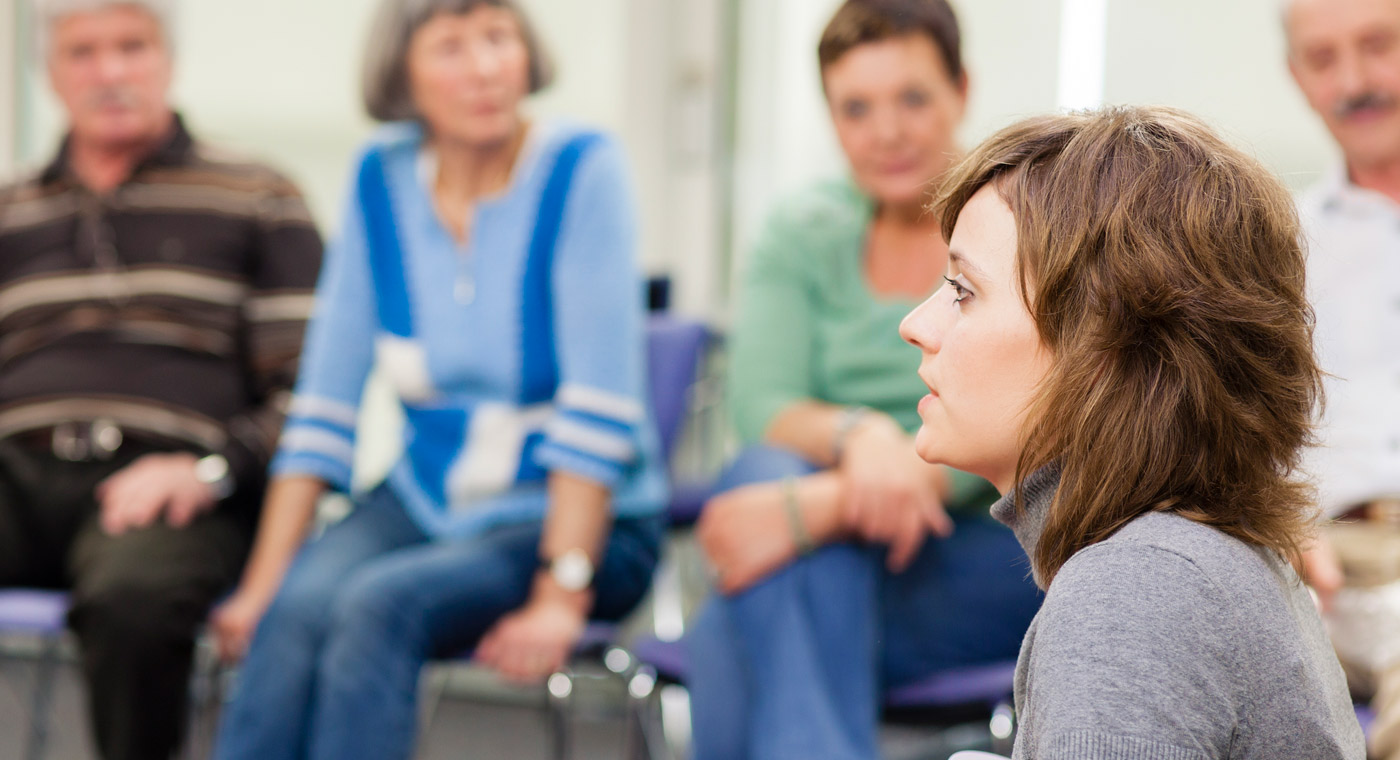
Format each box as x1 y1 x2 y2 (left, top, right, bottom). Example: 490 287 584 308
838 416 953 571
95 452 218 535
1301 532 1345 613
475 591 588 684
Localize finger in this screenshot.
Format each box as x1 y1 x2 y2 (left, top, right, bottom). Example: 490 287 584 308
116 490 167 533
885 511 926 573
166 493 201 529
475 627 502 666
922 499 955 539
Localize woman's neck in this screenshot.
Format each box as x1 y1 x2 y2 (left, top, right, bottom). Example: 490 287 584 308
427 122 529 243
1349 157 1400 206
430 122 529 203
864 200 946 300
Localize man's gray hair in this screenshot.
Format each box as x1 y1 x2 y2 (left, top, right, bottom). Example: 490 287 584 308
34 0 176 57
361 0 554 123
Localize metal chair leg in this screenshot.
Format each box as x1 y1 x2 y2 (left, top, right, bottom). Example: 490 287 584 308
26 636 61 760
990 700 1016 755
545 668 576 760
624 665 674 760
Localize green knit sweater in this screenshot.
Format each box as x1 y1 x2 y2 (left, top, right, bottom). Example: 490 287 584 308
727 177 995 509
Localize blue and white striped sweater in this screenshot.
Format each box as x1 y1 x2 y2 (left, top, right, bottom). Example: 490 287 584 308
272 121 667 537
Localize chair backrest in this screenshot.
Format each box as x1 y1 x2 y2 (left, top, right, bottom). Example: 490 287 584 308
646 314 710 461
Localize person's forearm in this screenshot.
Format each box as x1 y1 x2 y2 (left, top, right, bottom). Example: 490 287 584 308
792 471 850 544
235 475 325 601
533 471 612 609
765 401 901 468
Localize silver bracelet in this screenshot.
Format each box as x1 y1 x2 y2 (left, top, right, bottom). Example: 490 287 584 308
782 476 816 556
831 405 874 463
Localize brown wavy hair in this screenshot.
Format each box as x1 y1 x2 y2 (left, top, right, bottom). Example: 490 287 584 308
934 106 1321 586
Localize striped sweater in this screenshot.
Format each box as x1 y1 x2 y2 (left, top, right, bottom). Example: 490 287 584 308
272 121 667 537
0 115 323 491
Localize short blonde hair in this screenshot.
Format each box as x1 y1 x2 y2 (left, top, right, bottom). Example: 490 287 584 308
361 0 554 123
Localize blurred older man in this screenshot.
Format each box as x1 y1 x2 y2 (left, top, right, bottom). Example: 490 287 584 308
0 1 321 757
1287 0 1400 757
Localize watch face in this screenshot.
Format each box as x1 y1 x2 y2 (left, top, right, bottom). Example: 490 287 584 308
552 549 594 592
195 454 229 484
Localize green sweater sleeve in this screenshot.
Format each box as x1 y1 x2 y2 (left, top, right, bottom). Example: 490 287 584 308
727 209 817 445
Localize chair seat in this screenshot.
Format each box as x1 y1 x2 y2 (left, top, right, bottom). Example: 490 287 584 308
632 635 688 682
666 480 712 528
0 590 69 636
884 660 1017 709
632 633 1016 710
1356 702 1376 739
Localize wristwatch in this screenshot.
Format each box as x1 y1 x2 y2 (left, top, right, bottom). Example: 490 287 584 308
542 548 595 592
194 454 235 500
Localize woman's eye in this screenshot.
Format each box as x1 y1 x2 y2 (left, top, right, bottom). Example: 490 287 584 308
943 276 971 304
901 89 929 108
842 100 868 120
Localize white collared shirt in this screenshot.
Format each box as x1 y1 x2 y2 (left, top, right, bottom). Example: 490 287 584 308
1300 167 1400 516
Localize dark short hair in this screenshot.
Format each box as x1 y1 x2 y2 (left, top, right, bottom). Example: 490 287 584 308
935 106 1321 586
818 0 963 82
362 0 554 123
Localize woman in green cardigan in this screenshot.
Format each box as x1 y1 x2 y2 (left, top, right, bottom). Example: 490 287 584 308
686 2 1042 758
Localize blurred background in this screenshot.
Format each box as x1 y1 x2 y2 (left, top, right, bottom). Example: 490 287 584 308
0 0 1337 321
0 1 1360 758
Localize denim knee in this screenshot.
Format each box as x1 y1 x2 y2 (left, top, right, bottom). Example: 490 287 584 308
324 570 427 663
713 444 821 493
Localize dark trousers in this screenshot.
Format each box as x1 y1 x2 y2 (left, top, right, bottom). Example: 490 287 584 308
0 438 254 760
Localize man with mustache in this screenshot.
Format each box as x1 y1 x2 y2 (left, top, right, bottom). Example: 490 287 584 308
0 1 321 758
1287 0 1400 757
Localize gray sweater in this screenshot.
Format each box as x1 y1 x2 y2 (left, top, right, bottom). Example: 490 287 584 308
992 468 1365 760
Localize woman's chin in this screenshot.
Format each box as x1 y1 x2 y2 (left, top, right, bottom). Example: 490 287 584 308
912 428 947 465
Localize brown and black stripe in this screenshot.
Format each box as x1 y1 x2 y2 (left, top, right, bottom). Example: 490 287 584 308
0 115 323 486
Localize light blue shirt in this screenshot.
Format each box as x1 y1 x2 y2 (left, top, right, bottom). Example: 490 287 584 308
272 120 667 537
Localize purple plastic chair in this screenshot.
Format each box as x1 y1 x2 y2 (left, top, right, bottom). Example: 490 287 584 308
0 589 70 760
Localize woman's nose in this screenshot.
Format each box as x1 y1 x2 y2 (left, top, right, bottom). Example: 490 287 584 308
900 294 943 353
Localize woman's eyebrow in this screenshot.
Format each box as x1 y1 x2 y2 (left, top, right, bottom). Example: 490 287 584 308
948 250 988 284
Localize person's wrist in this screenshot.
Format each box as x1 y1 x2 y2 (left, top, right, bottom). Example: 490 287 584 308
781 476 817 556
840 411 902 459
194 453 235 500
530 572 594 616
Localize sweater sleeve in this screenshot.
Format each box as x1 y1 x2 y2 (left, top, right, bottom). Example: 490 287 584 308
220 171 323 492
533 136 648 489
1019 544 1235 760
726 206 818 445
268 165 378 491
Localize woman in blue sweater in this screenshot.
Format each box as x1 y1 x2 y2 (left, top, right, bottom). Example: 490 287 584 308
210 1 666 757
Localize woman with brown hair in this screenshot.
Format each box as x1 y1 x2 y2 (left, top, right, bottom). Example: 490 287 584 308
686 1 1041 758
901 106 1366 758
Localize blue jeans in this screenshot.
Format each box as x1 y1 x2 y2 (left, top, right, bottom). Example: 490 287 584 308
213 485 661 760
686 446 1043 760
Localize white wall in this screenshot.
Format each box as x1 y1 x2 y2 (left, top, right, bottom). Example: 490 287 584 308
0 0 16 175
1101 0 1336 190
15 0 677 240
729 0 1064 280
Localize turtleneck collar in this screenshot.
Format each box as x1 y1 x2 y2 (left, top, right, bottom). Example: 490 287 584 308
989 464 1061 590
